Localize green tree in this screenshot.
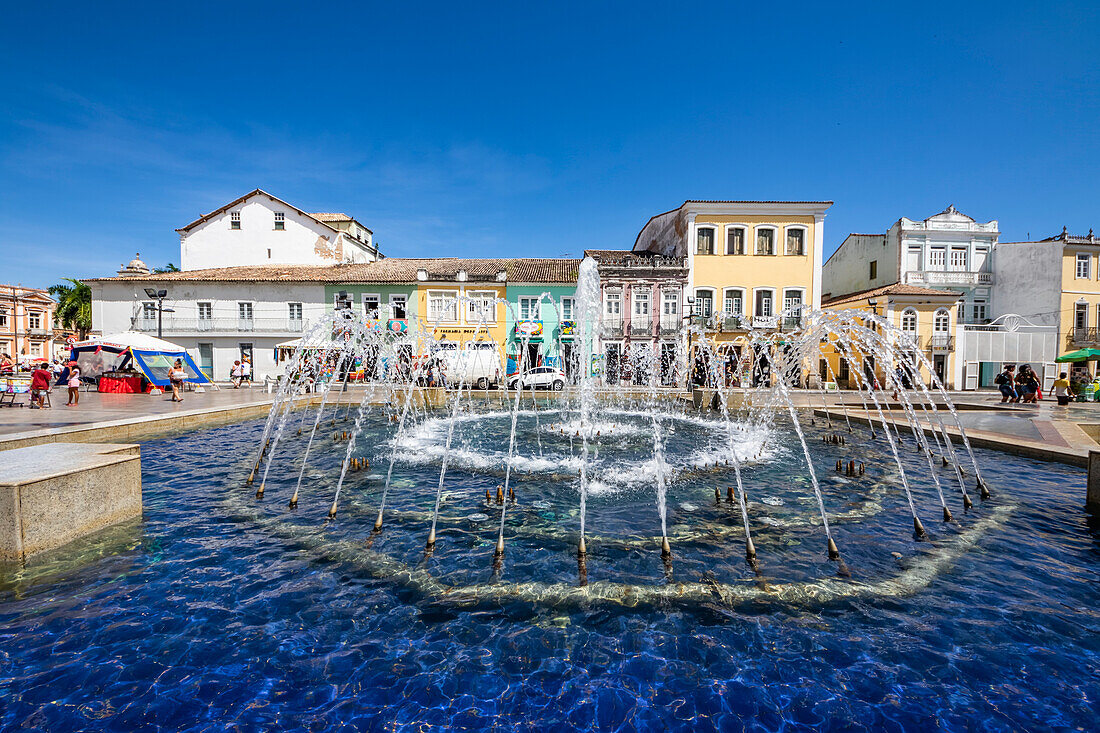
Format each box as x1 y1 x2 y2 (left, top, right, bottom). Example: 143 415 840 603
153 263 180 273
48 278 92 339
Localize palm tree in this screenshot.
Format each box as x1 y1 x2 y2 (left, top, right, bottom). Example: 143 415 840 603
49 278 92 339
153 263 180 273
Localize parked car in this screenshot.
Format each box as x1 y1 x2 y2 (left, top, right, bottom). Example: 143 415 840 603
441 341 503 389
508 366 566 391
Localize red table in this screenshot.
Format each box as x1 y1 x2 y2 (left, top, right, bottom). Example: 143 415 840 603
98 375 144 393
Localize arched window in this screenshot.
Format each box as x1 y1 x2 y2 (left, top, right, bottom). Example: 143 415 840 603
901 308 918 333
933 308 950 332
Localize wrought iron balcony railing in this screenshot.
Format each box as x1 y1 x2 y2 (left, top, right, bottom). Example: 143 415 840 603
135 318 305 334
927 334 954 352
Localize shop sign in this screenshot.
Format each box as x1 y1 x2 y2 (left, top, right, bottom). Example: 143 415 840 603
387 319 408 334
515 321 543 337
559 320 576 338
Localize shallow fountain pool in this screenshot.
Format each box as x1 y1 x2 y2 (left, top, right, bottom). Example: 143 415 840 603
1 407 1098 730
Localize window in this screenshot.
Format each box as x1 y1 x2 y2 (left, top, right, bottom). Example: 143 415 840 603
1077 253 1091 279
957 301 966 321
755 290 774 318
632 290 650 318
928 248 946 268
1075 302 1088 330
288 302 303 322
933 308 950 332
901 308 917 333
950 248 968 271
30 342 41 357
785 228 805 256
274 212 285 230
267 248 272 259
230 211 241 230
869 260 878 279
723 288 744 316
428 291 458 322
696 227 715 255
28 312 41 329
334 292 353 310
519 296 541 322
726 227 746 255
389 295 407 320
362 294 380 318
239 343 253 363
694 290 714 318
238 302 254 321
661 290 679 317
467 291 496 324
198 302 212 321
560 297 574 321
755 228 775 255
782 289 802 321
604 291 622 320
972 300 987 322
142 303 156 321
0 309 6 327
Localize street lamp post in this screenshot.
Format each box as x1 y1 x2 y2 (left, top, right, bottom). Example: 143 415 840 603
144 288 169 339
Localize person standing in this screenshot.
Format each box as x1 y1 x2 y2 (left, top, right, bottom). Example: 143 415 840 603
1053 372 1072 407
995 364 1018 403
66 364 81 406
1016 364 1040 404
230 360 242 388
0 354 12 375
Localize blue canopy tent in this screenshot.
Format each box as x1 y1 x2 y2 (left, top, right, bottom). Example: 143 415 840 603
70 332 213 388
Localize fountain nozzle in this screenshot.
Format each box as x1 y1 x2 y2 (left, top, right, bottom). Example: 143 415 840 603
942 456 950 467
255 483 264 499
426 527 436 549
942 506 953 522
288 491 298 509
494 536 504 556
327 502 337 520
963 493 973 510
827 537 840 560
913 516 927 538
745 536 757 562
661 536 671 558
727 485 735 502
978 480 991 500
578 536 587 557
496 485 504 504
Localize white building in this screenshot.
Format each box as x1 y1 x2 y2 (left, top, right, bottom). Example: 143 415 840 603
88 257 332 381
178 189 379 271
823 205 1002 389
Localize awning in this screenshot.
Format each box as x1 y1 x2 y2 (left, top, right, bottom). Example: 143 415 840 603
1055 347 1100 363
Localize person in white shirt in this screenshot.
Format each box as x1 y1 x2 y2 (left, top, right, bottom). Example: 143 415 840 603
239 358 252 388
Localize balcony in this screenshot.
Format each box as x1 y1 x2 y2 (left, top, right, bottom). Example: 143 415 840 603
135 318 305 334
630 318 652 336
1072 327 1100 346
26 328 51 337
904 271 993 286
928 334 955 352
659 317 680 335
592 253 688 270
600 318 624 338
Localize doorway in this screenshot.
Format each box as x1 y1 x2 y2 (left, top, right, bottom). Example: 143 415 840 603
604 343 621 384
933 354 947 386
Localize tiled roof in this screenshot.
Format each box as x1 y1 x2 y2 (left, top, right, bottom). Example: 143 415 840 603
822 282 962 307
86 258 582 285
685 199 834 205
309 212 353 222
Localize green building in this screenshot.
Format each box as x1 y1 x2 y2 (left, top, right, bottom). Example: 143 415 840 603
503 259 580 378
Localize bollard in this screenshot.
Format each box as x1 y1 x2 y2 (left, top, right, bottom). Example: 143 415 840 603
714 486 721 502
727 486 735 502
858 462 865 476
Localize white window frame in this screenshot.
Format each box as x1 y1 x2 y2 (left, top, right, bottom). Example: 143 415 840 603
518 296 542 322
900 307 918 333
238 302 254 321
694 288 716 318
696 226 716 255
288 302 303 321
972 299 987 322
427 290 459 323
928 247 946 269
723 288 744 316
933 308 950 333
661 289 679 316
197 302 213 321
361 293 381 318
950 247 968 271
632 289 650 318
0 309 7 327
230 211 241 229
1077 253 1091 280
466 290 497 324
560 297 575 321
604 290 622 319
274 211 285 230
389 294 407 320
784 226 807 256
781 288 804 319
141 302 157 321
1075 301 1088 330
753 288 775 318
28 311 42 329
725 225 747 255
754 226 777 256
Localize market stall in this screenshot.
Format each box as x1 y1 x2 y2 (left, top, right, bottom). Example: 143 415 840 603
69 332 213 393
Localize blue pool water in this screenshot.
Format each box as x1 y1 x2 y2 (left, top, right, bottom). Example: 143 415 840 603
1 409 1099 731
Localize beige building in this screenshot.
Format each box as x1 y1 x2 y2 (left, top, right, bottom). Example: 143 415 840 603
821 283 962 389
0 285 57 364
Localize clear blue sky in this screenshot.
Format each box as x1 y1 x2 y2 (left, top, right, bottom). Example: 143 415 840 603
2 1 1098 288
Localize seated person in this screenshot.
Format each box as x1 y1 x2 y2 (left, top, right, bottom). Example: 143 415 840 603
29 363 52 408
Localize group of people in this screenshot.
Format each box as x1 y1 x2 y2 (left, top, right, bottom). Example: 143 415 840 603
230 358 252 388
995 364 1064 405
23 361 83 408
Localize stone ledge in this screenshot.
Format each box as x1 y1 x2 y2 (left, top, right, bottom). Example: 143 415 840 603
0 443 143 562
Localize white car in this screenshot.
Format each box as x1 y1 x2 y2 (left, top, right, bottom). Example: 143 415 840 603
508 366 566 391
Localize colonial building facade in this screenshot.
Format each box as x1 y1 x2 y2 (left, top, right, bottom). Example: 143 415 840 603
178 189 379 271
0 285 56 364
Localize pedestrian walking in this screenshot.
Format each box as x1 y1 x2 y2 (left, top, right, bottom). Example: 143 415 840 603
239 357 252 388
66 364 81 405
169 359 186 402
995 364 1018 403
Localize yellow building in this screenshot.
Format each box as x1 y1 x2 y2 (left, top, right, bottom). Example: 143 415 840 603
820 283 962 389
633 200 832 380
411 260 509 351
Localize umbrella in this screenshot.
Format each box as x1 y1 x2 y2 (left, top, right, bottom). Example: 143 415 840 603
1055 347 1100 363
